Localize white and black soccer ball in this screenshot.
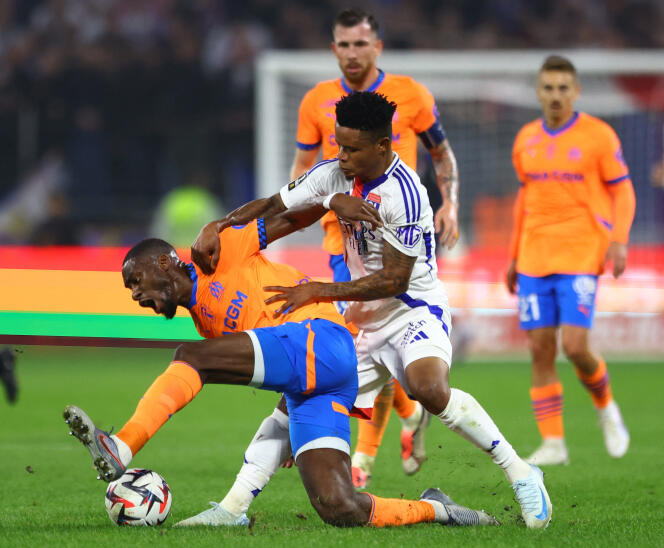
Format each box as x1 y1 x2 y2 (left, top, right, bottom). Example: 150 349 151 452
104 468 172 526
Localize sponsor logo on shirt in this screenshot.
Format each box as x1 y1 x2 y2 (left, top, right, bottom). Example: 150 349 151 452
288 172 308 191
224 290 248 330
400 319 427 347
366 192 381 210
396 225 423 248
525 171 585 182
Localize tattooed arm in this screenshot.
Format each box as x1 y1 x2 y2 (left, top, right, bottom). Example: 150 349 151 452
264 239 416 315
429 139 460 249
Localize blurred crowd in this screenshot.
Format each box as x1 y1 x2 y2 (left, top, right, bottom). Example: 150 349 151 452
0 0 663 245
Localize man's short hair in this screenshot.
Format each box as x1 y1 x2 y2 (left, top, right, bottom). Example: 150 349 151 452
540 55 577 77
333 7 379 36
336 91 396 142
123 238 177 267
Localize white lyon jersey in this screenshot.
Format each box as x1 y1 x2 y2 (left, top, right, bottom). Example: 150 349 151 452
279 153 450 335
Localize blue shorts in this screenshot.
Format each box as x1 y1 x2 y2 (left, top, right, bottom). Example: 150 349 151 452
517 273 598 330
329 253 351 283
246 319 357 458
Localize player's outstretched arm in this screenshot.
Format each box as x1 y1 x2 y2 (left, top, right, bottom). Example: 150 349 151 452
264 204 327 245
191 194 287 273
264 240 416 316
429 140 459 249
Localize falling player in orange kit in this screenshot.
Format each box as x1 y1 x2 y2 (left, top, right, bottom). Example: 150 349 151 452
64 213 496 528
290 7 461 488
507 55 636 466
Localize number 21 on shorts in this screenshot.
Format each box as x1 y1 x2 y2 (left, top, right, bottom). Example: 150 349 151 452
519 294 540 322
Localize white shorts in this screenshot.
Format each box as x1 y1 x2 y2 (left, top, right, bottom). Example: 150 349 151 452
353 305 453 409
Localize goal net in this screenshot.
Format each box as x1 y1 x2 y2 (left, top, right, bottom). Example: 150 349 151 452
255 50 664 353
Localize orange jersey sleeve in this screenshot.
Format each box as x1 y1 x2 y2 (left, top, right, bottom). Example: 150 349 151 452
218 219 264 263
595 122 635 244
377 74 439 170
511 112 633 276
296 80 344 160
608 180 636 244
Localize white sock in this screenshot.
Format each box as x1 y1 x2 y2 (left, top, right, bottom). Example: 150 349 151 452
399 401 423 431
220 408 291 516
437 388 530 482
110 435 133 467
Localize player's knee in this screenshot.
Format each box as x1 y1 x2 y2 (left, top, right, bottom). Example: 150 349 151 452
561 339 588 364
528 335 557 360
173 343 203 370
405 358 451 414
308 489 365 527
408 379 450 415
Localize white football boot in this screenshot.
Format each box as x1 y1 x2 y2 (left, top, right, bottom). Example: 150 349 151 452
525 438 570 466
512 464 552 529
598 400 630 458
175 502 250 527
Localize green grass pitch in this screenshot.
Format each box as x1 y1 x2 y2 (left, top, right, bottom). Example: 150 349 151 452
1 346 663 547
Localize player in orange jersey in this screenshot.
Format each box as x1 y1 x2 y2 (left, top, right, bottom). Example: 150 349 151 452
290 7 461 487
63 212 496 528
507 55 636 466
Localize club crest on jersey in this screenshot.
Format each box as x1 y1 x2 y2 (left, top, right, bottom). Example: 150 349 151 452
288 172 308 191
209 281 224 301
366 192 381 210
568 147 582 161
396 224 423 248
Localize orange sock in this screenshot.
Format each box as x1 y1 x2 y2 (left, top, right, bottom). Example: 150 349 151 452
366 493 435 527
530 382 564 439
575 359 613 409
116 361 203 455
392 380 416 419
356 381 395 456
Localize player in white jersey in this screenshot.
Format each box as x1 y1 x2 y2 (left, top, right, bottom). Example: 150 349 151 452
185 92 552 530
278 153 453 410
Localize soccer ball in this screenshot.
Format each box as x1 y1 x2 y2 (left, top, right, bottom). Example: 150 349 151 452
104 468 172 526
